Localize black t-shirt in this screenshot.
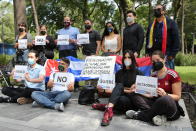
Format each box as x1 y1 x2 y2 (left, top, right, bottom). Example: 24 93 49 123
82 30 101 56
115 68 143 87
123 23 144 53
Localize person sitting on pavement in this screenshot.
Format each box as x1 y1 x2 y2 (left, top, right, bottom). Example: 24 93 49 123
31 58 75 112
0 50 45 104
126 50 185 126
92 50 143 126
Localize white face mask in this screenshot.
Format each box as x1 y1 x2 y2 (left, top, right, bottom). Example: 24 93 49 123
126 17 134 23
124 59 132 67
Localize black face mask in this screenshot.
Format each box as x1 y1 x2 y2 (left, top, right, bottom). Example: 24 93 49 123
58 65 65 72
153 61 164 71
85 24 91 30
154 9 162 18
19 28 24 32
40 31 46 35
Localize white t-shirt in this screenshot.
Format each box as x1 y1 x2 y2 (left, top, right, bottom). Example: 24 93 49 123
49 72 75 91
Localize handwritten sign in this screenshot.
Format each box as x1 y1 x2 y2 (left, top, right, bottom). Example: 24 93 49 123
18 39 27 49
57 35 69 45
135 75 158 96
97 74 115 90
13 65 27 80
81 56 116 77
77 34 89 44
35 36 46 45
53 72 71 90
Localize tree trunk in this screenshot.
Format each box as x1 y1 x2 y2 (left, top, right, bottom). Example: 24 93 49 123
82 0 89 22
148 0 152 25
181 0 185 54
31 0 39 35
13 0 27 36
173 0 182 22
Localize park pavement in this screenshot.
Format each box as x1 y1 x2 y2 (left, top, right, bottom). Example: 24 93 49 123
0 91 193 131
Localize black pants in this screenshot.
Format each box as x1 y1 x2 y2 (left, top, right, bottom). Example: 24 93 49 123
108 83 136 112
132 94 182 122
1 87 41 103
59 49 77 59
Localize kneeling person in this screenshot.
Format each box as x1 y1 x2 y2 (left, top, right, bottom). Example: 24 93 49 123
31 58 74 111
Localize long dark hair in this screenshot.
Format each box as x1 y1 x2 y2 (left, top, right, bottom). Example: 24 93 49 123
122 50 137 71
101 22 119 42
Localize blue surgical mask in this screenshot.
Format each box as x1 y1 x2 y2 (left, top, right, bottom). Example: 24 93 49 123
28 58 35 65
107 27 113 33
124 59 132 67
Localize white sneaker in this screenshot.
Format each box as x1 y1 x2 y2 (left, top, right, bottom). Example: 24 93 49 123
32 101 41 107
55 103 64 112
152 115 167 126
126 110 139 119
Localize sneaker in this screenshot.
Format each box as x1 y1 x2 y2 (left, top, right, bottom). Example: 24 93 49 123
32 101 41 107
152 115 167 126
54 103 64 112
17 97 33 105
126 110 140 119
0 97 11 103
101 107 113 126
92 103 107 111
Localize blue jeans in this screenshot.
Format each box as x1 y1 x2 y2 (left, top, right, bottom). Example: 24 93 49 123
31 90 71 109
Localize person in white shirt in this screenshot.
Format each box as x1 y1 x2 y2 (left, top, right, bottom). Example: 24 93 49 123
31 58 75 111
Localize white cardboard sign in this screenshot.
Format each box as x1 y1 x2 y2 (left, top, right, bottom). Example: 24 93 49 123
97 74 115 90
35 36 46 45
18 39 27 49
77 34 89 44
13 65 28 80
57 35 69 45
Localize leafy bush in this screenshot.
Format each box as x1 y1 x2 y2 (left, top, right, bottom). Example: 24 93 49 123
0 55 13 66
175 53 196 66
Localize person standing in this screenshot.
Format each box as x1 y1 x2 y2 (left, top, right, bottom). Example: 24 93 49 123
145 4 180 69
123 10 144 57
82 19 101 56
56 16 80 59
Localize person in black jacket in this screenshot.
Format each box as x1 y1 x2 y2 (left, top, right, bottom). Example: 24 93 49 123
123 10 144 57
145 4 180 69
92 50 143 126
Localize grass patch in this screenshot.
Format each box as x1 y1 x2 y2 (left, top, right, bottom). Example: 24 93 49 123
176 66 196 85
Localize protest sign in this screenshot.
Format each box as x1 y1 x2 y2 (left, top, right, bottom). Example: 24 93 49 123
53 72 71 90
35 36 46 45
135 75 158 96
13 65 27 80
18 39 27 49
97 74 115 90
57 35 69 45
81 56 116 77
77 34 89 44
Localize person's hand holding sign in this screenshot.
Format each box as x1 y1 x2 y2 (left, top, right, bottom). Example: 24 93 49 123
69 39 77 44
157 88 167 96
124 84 136 94
67 83 74 91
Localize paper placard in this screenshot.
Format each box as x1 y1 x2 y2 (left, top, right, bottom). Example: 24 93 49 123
77 34 89 44
97 74 115 90
53 72 71 90
57 35 69 45
18 39 27 49
81 56 116 77
135 75 158 96
13 65 28 80
35 36 46 45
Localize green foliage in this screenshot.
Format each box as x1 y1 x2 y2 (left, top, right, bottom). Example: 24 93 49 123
0 1 15 44
175 53 196 66
0 54 13 66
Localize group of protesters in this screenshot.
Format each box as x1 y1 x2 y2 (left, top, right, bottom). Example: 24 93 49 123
0 4 184 127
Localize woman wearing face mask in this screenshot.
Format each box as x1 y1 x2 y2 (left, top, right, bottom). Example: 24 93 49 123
101 22 122 56
32 25 56 65
14 23 33 64
126 50 184 126
92 50 143 126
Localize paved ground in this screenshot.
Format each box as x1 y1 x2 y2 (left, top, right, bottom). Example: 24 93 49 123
0 91 193 131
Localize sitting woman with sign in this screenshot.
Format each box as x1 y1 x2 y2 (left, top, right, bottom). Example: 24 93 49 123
126 50 184 126
92 50 143 126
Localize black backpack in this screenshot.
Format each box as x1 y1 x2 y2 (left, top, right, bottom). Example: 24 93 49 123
78 86 97 105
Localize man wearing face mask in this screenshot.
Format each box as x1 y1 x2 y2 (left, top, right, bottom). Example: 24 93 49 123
31 58 75 112
82 19 101 56
56 16 80 59
123 10 144 57
0 50 45 104
145 4 180 70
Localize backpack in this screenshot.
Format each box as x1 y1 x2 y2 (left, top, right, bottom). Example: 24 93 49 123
78 86 97 105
